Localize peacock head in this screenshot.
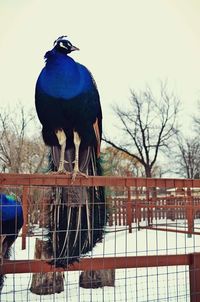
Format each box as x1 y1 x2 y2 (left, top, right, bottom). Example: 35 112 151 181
53 36 79 54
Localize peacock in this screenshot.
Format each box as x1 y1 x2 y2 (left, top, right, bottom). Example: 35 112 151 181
0 193 24 290
35 36 106 267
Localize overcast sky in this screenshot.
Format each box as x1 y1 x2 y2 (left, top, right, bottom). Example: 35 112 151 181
0 0 200 135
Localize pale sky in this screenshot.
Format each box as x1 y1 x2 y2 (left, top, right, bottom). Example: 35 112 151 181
0 0 200 135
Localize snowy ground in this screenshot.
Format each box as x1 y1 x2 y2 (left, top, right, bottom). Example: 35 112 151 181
1 219 200 302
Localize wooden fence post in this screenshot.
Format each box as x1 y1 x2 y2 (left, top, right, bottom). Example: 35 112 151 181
127 187 132 233
189 253 200 302
187 188 193 237
21 186 29 250
30 239 64 295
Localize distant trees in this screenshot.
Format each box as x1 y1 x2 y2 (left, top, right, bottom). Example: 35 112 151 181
103 83 180 177
174 102 200 179
175 136 200 178
102 146 144 176
193 100 200 133
0 105 47 173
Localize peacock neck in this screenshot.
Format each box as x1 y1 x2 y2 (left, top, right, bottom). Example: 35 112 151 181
40 50 82 99
46 51 79 79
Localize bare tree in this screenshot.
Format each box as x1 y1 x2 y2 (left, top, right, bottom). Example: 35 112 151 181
0 105 47 173
104 83 180 177
174 99 200 178
193 100 200 133
175 135 200 178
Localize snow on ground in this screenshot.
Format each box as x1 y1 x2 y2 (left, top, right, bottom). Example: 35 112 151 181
1 219 200 302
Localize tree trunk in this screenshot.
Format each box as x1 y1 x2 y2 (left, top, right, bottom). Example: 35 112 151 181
145 165 152 178
79 269 115 288
30 239 64 295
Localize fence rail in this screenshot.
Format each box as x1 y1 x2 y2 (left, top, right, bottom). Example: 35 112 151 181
1 173 200 187
0 254 193 274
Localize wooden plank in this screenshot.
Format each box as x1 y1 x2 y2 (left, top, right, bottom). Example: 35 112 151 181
140 226 200 236
1 174 200 188
0 254 191 274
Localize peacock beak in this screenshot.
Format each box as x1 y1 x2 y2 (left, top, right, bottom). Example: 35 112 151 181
71 45 80 51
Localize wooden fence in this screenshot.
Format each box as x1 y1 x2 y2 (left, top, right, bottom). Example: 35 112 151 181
107 188 200 235
1 174 200 301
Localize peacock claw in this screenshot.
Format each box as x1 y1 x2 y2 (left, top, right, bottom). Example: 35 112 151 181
59 170 71 176
71 170 88 182
50 170 71 176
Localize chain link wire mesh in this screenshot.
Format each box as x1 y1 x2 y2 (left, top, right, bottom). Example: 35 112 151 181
0 176 200 301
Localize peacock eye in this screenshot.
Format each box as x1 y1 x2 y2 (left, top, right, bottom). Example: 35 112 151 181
67 41 72 47
59 42 69 50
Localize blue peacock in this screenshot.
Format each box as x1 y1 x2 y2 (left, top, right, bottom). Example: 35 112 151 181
0 193 23 290
35 36 106 267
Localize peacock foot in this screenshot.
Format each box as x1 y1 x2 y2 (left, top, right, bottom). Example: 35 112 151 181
52 169 71 175
71 169 88 182
50 160 70 175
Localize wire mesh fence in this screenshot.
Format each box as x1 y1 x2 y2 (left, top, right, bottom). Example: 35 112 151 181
0 174 200 301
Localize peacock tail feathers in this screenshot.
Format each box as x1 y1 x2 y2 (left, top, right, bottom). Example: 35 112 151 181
47 145 107 268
